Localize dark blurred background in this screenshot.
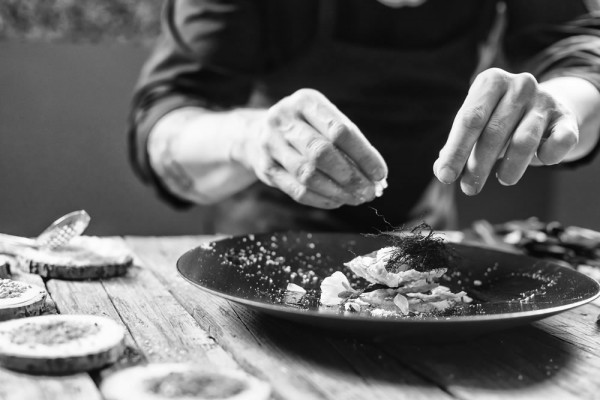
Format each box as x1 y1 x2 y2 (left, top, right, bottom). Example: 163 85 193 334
0 0 599 236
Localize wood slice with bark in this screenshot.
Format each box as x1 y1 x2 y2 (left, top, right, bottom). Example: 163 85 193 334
100 363 271 400
0 278 47 321
0 314 126 374
19 236 133 280
0 255 11 278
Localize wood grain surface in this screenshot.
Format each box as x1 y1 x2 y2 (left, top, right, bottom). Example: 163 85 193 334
0 235 599 400
0 264 101 400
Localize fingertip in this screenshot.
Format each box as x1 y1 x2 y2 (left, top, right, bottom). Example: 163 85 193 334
497 176 511 186
370 165 388 182
436 166 458 185
360 186 377 203
460 179 479 196
374 178 387 197
495 170 516 186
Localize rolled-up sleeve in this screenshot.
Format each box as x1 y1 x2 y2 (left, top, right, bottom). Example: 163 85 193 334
504 1 600 87
128 0 262 205
503 0 600 165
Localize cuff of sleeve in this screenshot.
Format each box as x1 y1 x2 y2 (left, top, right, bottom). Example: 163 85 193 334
129 95 206 209
540 69 600 168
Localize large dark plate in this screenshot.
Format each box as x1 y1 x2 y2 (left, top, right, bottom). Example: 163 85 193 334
177 232 600 337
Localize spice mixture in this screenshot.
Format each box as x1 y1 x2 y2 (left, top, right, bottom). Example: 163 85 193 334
9 320 100 346
149 371 247 399
0 279 29 299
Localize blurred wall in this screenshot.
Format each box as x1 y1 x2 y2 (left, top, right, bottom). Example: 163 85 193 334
552 156 600 229
0 42 212 236
0 42 598 236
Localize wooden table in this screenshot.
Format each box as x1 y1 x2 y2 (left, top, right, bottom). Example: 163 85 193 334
2 235 600 400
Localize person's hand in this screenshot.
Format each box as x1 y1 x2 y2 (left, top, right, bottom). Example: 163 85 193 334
434 68 579 195
232 89 388 209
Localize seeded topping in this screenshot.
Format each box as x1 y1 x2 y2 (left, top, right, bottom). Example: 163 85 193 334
9 320 100 346
0 279 29 299
148 371 247 399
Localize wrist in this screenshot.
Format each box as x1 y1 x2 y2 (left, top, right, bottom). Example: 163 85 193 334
539 77 600 162
228 109 268 170
147 107 266 204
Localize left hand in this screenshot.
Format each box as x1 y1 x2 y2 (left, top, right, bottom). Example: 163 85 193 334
433 67 579 195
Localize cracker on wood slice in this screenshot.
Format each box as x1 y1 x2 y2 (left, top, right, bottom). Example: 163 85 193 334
100 363 271 400
0 314 126 374
0 278 46 321
19 236 133 280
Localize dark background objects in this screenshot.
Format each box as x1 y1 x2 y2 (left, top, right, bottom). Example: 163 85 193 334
0 42 212 236
456 169 554 228
0 0 160 45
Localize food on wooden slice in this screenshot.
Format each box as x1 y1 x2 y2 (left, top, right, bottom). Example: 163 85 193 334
0 255 11 278
19 236 133 280
0 278 47 321
0 314 126 374
100 363 271 400
320 224 472 316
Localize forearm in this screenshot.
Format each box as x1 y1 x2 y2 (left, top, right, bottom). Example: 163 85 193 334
147 107 265 204
540 77 600 162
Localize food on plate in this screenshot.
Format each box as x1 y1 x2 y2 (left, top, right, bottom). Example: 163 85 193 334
0 278 47 321
0 314 125 374
100 363 271 400
284 283 307 304
18 236 133 280
319 225 472 316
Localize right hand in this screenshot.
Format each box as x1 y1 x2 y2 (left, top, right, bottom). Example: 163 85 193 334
232 89 388 209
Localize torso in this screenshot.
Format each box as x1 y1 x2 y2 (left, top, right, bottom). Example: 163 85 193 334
215 0 498 234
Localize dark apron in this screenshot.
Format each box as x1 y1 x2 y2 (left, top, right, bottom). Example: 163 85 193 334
213 0 491 234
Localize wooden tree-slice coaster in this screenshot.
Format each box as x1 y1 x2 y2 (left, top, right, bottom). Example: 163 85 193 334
0 278 47 321
0 255 11 278
19 236 133 280
100 363 271 400
0 314 126 374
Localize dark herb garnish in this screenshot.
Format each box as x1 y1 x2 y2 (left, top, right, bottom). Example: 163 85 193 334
381 223 455 273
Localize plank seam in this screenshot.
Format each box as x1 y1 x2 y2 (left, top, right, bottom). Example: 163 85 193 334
324 337 460 399
99 279 146 362
371 344 466 400
42 279 62 315
229 305 264 347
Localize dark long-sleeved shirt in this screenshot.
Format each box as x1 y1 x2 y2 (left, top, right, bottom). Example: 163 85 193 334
129 0 600 232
